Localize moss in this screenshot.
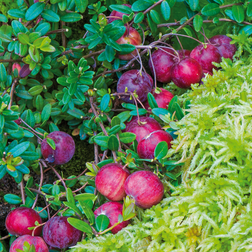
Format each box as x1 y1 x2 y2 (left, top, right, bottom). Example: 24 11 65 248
0 0 18 17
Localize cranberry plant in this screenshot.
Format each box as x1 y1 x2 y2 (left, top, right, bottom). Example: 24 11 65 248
0 0 251 251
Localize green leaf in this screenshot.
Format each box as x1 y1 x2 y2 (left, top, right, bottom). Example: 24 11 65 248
117 111 131 122
132 0 152 12
0 63 7 82
21 152 39 161
152 108 170 117
9 141 30 157
108 135 119 151
193 15 203 32
66 188 75 205
25 2 45 21
60 13 82 22
161 1 171 21
150 10 160 24
57 76 68 86
0 165 7 180
8 9 25 19
63 201 83 217
41 10 60 22
65 175 77 188
94 136 109 148
79 201 95 225
95 214 110 232
105 45 115 63
35 95 44 111
147 92 158 109
100 93 110 112
2 110 19 121
29 46 40 63
110 4 132 14
119 132 136 143
147 13 157 35
94 76 105 89
58 0 67 11
67 218 93 233
18 33 30 45
67 108 85 119
29 32 41 43
111 116 121 127
247 1 252 17
119 44 136 55
201 3 220 16
69 82 77 96
122 13 133 24
46 137 56 150
226 9 235 20
75 0 88 13
123 203 136 221
0 14 7 23
75 193 97 202
239 25 252 35
134 12 144 23
168 95 178 114
189 0 199 11
51 184 60 196
34 206 48 219
40 45 55 52
165 171 177 180
23 109 35 128
35 22 51 36
12 20 28 36
28 85 43 96
182 27 192 37
0 115 4 132
4 194 22 204
174 103 184 120
41 103 51 122
24 187 36 200
154 141 168 160
0 241 3 252
232 5 244 23
0 25 12 42
108 125 121 135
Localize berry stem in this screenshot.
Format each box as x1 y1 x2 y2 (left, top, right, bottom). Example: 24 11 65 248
148 49 157 89
49 165 68 191
20 179 25 205
32 163 44 209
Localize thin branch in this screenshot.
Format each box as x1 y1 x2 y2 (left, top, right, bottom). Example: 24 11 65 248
72 182 89 193
0 235 10 241
7 78 18 109
61 22 67 48
49 165 68 191
59 49 104 70
0 58 22 63
20 179 25 204
93 131 99 164
63 168 88 181
46 28 69 35
32 163 44 209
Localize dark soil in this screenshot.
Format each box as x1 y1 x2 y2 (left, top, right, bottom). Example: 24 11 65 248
0 175 20 237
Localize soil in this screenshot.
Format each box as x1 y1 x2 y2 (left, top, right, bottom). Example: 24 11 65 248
0 175 20 237
0 169 57 237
